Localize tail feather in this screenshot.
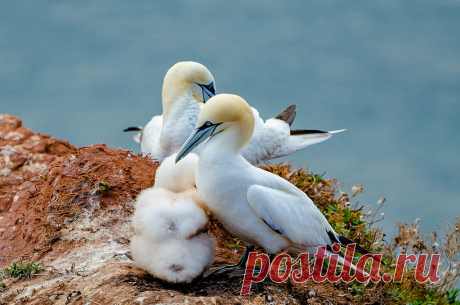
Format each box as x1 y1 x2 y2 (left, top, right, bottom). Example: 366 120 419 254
332 251 373 280
338 235 385 266
327 231 384 265
325 249 381 281
328 129 346 134
275 105 298 126
338 235 372 256
123 126 143 132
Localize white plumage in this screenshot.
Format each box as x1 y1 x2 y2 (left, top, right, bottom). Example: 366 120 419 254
125 61 215 163
241 107 345 166
131 234 215 283
130 154 215 282
154 151 199 193
175 94 373 273
125 61 344 166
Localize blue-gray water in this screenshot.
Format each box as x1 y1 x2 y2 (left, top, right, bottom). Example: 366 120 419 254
1 1 459 239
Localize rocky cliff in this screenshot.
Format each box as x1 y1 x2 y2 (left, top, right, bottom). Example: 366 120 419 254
0 114 358 304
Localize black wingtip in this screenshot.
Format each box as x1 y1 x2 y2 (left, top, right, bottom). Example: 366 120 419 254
290 129 328 136
326 245 345 258
327 231 385 265
123 127 142 132
275 104 298 126
338 235 371 255
338 235 386 266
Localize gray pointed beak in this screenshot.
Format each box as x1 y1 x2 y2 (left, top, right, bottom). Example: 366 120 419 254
175 123 219 163
199 83 216 103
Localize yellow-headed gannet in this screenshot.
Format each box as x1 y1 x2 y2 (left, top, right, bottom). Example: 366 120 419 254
124 61 216 163
124 62 344 165
175 94 372 275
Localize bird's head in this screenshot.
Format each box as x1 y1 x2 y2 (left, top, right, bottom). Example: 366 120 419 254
163 61 216 106
176 94 255 163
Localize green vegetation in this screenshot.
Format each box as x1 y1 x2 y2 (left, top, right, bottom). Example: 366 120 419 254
1 260 44 280
442 289 460 305
264 162 460 304
66 209 81 221
99 181 110 192
226 238 243 248
0 282 5 292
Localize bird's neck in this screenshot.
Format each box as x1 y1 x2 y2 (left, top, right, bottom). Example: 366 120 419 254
162 93 199 121
201 127 251 161
160 80 200 150
161 75 198 119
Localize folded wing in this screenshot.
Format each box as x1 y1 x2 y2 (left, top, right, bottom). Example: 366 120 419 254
246 184 333 248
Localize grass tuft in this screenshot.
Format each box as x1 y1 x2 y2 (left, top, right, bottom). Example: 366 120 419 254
1 260 44 280
262 162 460 304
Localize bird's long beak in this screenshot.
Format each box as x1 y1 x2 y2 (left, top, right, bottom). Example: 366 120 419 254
175 123 219 163
199 84 216 103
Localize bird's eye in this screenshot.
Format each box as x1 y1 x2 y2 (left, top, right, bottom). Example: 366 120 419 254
204 121 212 127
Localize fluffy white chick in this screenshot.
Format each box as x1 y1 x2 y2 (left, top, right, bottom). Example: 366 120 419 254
131 234 216 283
132 194 209 243
130 153 215 283
154 152 208 212
154 150 198 192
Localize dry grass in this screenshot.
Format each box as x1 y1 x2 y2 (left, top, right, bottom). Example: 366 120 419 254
263 162 460 304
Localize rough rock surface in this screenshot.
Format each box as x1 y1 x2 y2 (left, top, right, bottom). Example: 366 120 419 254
0 115 353 304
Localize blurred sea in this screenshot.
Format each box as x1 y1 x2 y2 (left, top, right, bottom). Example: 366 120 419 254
1 0 459 237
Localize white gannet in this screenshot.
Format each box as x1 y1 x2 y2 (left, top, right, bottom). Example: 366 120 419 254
130 154 215 282
124 61 216 163
175 94 373 275
124 61 344 165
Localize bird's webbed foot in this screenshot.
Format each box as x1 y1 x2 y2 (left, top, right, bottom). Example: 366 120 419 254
203 245 254 278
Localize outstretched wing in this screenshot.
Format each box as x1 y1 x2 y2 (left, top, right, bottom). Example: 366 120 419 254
246 184 333 248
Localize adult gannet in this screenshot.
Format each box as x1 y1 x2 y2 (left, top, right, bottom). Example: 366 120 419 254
175 94 372 275
124 61 216 163
124 61 344 165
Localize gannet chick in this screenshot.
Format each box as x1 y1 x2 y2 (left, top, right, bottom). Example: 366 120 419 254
130 154 215 282
175 94 375 275
131 234 216 283
124 61 343 165
154 151 198 192
124 61 216 163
